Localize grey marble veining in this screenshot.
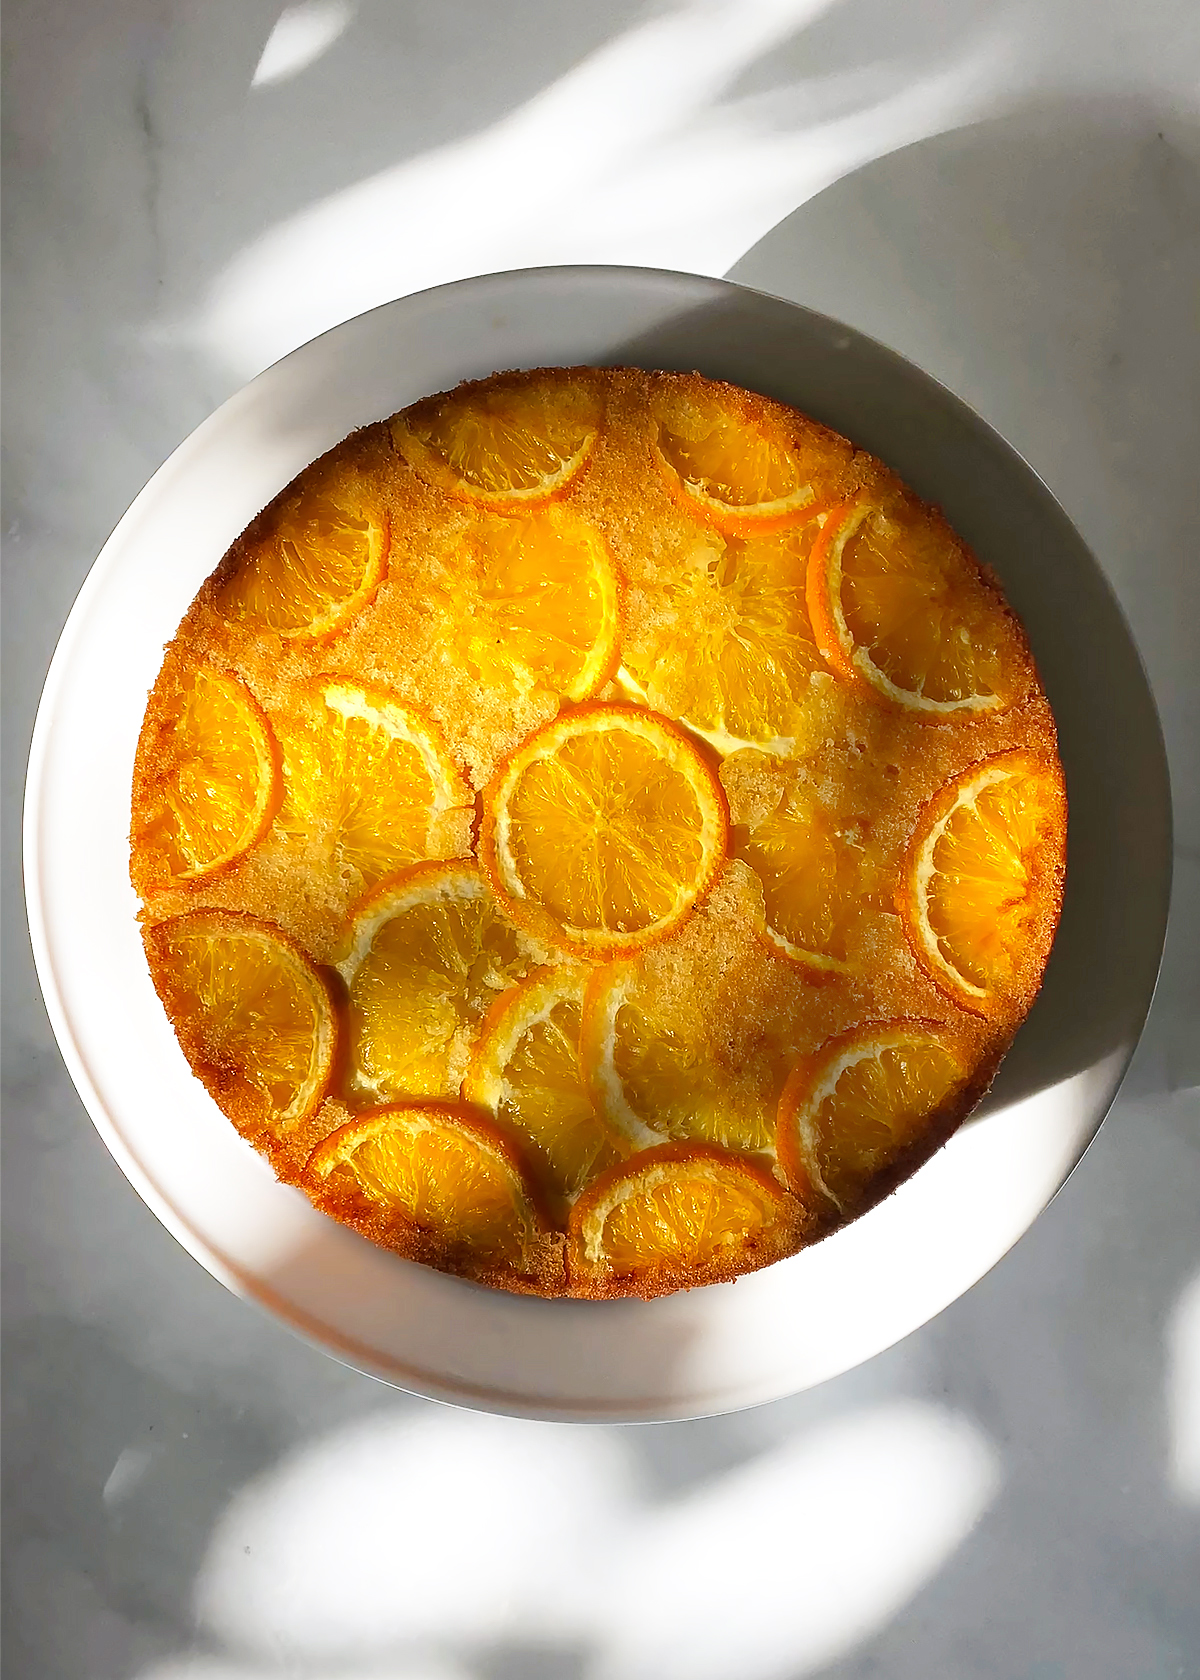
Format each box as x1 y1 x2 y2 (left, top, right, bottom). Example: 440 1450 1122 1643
3 2 1199 1677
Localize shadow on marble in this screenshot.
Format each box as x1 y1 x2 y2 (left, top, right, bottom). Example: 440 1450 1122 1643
724 94 1199 1117
610 283 1172 1124
605 105 1192 1125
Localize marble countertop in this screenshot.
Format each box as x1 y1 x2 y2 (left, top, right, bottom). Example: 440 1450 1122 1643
3 2 1198 1676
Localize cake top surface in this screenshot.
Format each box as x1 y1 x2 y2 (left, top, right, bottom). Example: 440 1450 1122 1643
131 366 1066 1300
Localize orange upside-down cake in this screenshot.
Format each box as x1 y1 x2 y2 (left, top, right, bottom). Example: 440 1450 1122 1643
131 367 1066 1299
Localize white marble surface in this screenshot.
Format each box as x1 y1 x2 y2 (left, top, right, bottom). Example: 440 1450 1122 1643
3 2 1199 1676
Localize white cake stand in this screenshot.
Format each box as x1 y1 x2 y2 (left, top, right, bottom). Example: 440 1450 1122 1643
24 267 1171 1421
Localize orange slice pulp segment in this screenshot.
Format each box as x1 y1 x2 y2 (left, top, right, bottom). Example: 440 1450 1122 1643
220 486 387 639
338 862 540 1103
271 680 472 895
777 1022 971 1213
393 378 600 507
144 910 337 1133
141 665 280 882
464 508 621 702
480 704 728 956
807 495 1009 712
621 523 833 753
308 1102 545 1266
580 959 776 1153
904 751 1066 1012
568 1143 801 1296
464 968 620 1201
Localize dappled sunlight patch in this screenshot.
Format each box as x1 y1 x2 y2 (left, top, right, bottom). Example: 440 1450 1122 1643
593 1401 1000 1680
252 1 357 89
199 0 1020 375
1166 1269 1200 1504
179 1399 997 1678
139 1660 473 1680
191 1408 634 1661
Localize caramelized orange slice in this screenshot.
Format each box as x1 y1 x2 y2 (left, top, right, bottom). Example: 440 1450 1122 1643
271 679 472 895
464 508 621 702
464 968 620 1202
393 376 600 507
134 665 280 884
777 1022 973 1215
901 751 1066 1015
220 486 387 639
307 1102 548 1272
339 862 541 1104
653 389 826 533
568 1143 803 1298
620 523 832 753
580 958 777 1153
480 704 728 956
807 494 1013 712
721 750 867 972
144 910 337 1136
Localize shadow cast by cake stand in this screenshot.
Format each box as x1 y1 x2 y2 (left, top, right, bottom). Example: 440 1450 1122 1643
602 106 1185 1124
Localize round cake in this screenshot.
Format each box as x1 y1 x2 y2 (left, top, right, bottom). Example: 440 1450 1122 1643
130 367 1066 1299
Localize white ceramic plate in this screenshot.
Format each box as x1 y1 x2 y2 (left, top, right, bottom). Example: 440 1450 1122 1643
25 266 1171 1421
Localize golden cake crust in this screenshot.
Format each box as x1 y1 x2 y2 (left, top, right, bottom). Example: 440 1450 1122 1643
132 366 1066 1298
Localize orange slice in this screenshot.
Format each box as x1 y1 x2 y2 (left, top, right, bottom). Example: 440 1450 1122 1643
480 703 728 956
219 485 387 639
307 1102 549 1274
653 389 827 533
721 751 868 971
777 1022 973 1215
338 861 542 1104
271 679 473 895
392 376 600 508
620 523 833 753
464 968 620 1202
807 493 1013 712
568 1143 803 1298
144 910 337 1136
464 508 621 702
134 665 280 884
901 751 1067 1015
580 958 777 1153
